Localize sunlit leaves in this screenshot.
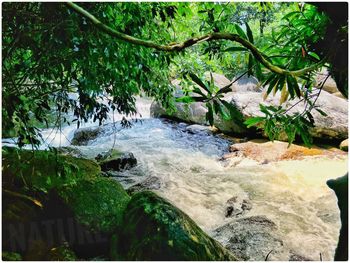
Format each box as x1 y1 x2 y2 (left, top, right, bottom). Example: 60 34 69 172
178 72 243 127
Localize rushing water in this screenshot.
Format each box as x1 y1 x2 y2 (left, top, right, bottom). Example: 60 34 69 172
7 97 347 260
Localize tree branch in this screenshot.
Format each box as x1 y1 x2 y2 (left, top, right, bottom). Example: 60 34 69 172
66 2 326 77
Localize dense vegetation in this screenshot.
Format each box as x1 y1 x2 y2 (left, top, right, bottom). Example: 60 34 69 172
2 2 348 147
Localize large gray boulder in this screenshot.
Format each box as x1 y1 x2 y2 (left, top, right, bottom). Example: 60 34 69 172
203 72 232 88
112 191 236 260
71 126 103 146
231 76 260 92
151 87 348 140
315 68 340 94
231 90 348 139
213 215 312 261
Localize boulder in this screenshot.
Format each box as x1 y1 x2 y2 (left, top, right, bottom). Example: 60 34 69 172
229 90 348 140
126 176 162 195
327 174 348 261
58 176 130 235
2 147 129 259
113 191 236 261
340 139 348 151
151 87 348 140
95 149 137 172
213 215 288 261
225 196 252 218
57 146 87 158
224 139 346 164
71 126 103 146
185 124 218 135
204 72 232 88
231 75 260 92
150 101 246 134
2 146 100 192
315 69 339 94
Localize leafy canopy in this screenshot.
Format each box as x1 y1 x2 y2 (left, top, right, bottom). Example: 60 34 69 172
2 2 346 147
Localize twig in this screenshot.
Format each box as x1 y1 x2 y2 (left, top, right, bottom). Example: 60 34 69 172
265 250 273 261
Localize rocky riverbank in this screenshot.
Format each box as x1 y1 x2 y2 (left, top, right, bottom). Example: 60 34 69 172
2 146 235 261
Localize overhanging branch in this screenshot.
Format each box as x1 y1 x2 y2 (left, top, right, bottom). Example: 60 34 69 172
66 2 326 77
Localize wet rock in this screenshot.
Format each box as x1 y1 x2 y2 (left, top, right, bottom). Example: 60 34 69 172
185 124 218 135
58 176 130 235
114 191 236 260
327 174 348 261
340 139 348 151
213 215 287 261
225 196 252 218
96 149 137 172
57 146 87 158
227 140 346 163
71 126 103 146
126 176 161 195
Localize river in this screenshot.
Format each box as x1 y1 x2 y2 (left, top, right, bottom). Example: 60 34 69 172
22 97 347 260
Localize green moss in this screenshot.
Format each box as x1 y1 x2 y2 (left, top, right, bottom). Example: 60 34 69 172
116 191 236 261
59 176 130 234
2 252 22 261
2 146 100 193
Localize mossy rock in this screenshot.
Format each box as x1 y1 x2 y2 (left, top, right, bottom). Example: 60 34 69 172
96 149 137 172
114 191 236 261
58 176 130 235
2 146 100 192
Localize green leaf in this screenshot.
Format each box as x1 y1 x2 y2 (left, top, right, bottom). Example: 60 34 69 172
188 73 210 94
192 87 207 97
282 11 300 21
176 96 205 103
176 96 194 103
287 76 301 98
213 99 221 114
308 52 320 61
217 83 233 95
220 99 244 123
266 75 280 96
218 103 231 121
248 54 254 76
245 22 254 44
306 112 315 125
315 108 327 116
254 59 263 81
286 75 296 99
223 46 247 52
244 117 265 128
234 24 248 40
206 102 214 126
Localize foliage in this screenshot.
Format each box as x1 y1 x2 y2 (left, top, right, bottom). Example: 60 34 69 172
2 146 100 193
177 71 244 126
2 2 347 147
2 2 175 147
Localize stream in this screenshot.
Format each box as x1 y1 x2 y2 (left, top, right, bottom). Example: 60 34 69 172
8 97 347 261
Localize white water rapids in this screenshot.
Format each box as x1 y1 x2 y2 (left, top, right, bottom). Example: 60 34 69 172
10 97 346 261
